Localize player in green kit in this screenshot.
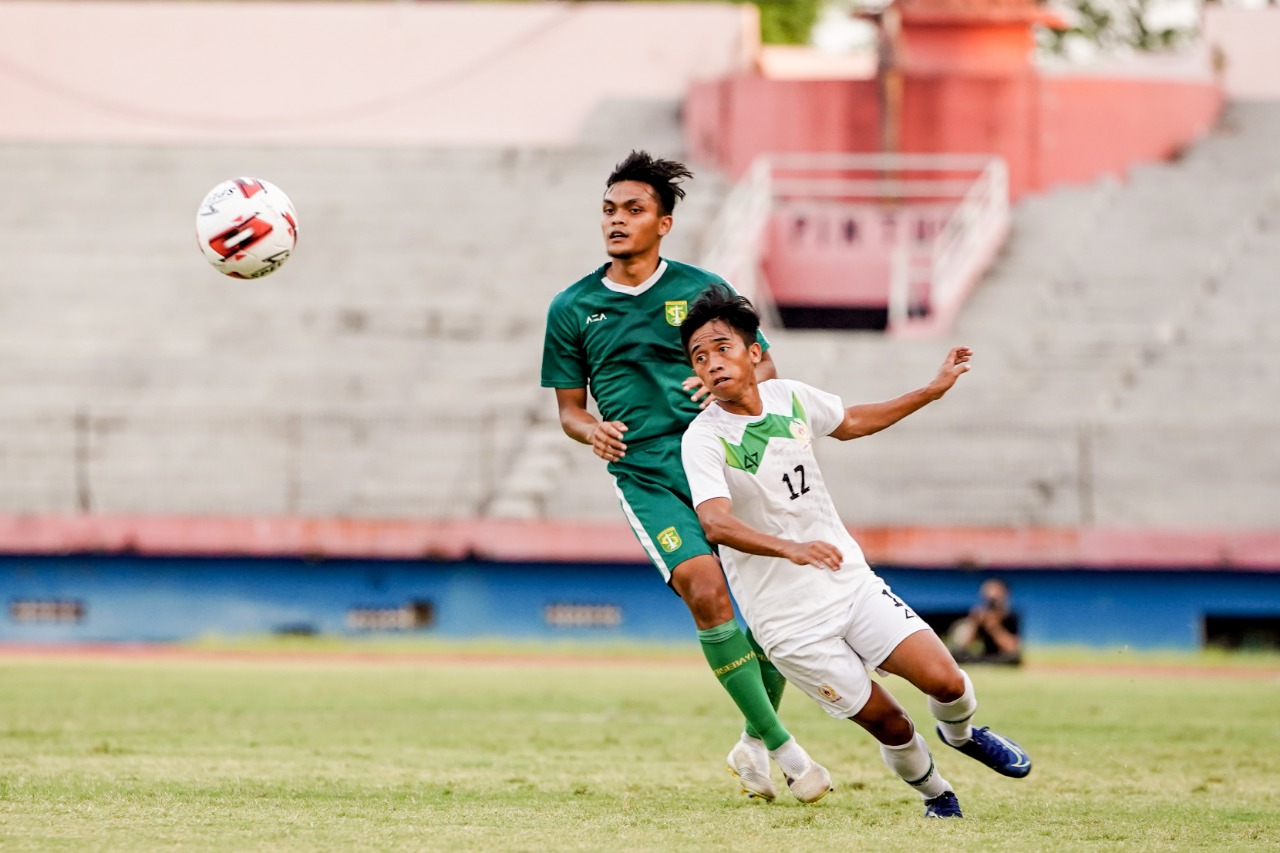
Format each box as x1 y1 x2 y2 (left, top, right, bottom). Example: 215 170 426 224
541 151 831 803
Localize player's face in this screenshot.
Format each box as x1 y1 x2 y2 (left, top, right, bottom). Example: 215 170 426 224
687 320 761 403
601 181 672 259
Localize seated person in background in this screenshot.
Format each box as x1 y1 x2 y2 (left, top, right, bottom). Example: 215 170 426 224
948 578 1022 665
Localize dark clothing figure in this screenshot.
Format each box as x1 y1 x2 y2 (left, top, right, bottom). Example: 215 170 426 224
947 579 1022 666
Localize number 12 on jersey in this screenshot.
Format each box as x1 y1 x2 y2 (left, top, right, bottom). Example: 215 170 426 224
782 465 811 501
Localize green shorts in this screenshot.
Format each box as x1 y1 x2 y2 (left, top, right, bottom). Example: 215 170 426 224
607 436 714 584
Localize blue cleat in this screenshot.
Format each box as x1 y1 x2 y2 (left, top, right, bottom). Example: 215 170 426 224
938 725 1032 778
923 790 963 818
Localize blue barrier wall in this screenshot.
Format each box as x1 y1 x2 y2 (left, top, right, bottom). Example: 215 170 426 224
2 555 1278 648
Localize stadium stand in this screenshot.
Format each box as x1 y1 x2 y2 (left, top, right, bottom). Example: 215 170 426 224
0 142 725 518
511 102 1280 528
0 2 1276 653
811 102 1280 528
1 93 1277 527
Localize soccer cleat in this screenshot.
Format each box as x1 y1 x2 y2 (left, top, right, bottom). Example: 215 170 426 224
937 725 1033 778
727 739 777 802
923 790 964 818
784 759 834 804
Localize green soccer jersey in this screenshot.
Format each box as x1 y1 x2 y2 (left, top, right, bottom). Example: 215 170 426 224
541 259 767 445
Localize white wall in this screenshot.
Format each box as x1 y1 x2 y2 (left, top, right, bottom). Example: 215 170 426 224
1204 7 1280 101
0 1 756 146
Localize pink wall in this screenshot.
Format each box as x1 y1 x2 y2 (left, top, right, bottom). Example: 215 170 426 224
686 77 881 176
687 69 1221 199
686 58 1221 315
0 513 1276 569
899 73 1039 195
0 1 755 146
1035 74 1222 189
764 202 954 307
900 20 1038 76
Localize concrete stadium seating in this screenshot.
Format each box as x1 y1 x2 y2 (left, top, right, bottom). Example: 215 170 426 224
510 106 1280 529
2 102 1277 528
804 101 1280 527
0 140 725 517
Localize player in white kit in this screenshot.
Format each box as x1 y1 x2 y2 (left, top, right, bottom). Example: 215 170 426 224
679 286 1032 818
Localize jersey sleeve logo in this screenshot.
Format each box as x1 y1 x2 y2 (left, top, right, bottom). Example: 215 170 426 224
719 394 809 475
664 301 688 326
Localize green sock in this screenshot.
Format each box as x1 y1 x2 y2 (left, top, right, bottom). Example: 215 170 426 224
742 625 787 742
698 618 790 750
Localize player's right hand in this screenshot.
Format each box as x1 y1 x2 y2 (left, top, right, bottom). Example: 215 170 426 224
589 420 628 462
785 540 844 571
930 346 973 395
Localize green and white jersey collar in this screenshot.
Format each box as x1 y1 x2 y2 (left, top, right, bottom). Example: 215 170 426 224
600 259 669 296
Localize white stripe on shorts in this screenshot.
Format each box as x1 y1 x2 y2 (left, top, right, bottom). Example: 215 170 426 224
613 477 671 581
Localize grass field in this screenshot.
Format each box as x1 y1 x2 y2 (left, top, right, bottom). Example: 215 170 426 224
0 644 1277 851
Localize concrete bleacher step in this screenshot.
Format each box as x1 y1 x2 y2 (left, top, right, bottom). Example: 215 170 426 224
79 413 494 516
4 101 1279 526
0 414 80 513
0 135 732 519
528 449 619 520
812 423 1084 526
768 100 1280 526
1088 422 1280 526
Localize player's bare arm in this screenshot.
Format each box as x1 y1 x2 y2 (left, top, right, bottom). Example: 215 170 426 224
695 497 843 571
829 346 972 441
554 387 628 461
683 348 777 409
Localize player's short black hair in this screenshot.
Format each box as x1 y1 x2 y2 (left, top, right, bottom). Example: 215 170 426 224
680 284 760 356
606 151 692 215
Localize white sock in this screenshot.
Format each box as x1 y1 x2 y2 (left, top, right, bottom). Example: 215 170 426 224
738 732 767 754
929 670 977 746
880 733 951 800
768 736 811 779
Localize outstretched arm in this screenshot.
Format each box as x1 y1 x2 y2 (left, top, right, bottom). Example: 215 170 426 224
830 346 972 440
553 387 628 462
695 497 844 571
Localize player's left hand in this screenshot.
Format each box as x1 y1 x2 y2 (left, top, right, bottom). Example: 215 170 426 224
930 346 973 395
682 375 713 409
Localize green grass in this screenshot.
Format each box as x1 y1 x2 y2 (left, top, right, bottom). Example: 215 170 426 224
0 646 1277 851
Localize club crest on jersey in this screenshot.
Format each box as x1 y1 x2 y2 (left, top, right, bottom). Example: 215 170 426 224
818 684 842 702
789 419 810 443
664 301 688 326
656 526 682 553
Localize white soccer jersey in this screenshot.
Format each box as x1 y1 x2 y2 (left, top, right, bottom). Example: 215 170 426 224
681 378 873 656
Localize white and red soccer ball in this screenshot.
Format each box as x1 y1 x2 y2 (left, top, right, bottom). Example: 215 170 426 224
195 177 298 279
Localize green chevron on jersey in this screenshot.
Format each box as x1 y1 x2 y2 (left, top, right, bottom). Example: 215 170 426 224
719 394 808 475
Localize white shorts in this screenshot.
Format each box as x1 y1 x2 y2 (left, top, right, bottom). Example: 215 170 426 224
765 574 931 720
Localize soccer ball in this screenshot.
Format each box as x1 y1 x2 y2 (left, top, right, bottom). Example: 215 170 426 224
195 177 298 279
